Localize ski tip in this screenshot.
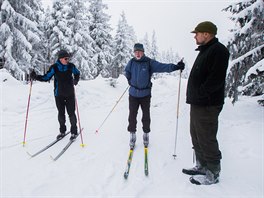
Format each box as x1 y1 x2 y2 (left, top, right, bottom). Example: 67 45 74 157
50 155 56 161
26 151 33 158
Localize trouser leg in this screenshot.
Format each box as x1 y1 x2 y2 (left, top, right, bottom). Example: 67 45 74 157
190 105 223 166
140 95 151 133
55 96 66 133
128 95 139 132
65 94 77 134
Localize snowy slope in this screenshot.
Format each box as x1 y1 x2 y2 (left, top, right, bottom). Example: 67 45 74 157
1 69 263 198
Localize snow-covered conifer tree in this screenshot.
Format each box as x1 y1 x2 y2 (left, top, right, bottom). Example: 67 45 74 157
111 11 134 78
49 0 72 59
40 7 53 74
150 30 159 60
67 0 96 79
88 0 113 78
224 0 264 104
0 0 43 80
141 33 151 56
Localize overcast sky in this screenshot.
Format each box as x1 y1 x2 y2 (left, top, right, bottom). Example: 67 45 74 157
42 0 235 65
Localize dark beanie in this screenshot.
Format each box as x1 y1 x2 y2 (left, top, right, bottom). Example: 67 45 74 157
191 21 217 35
134 43 144 52
57 50 70 59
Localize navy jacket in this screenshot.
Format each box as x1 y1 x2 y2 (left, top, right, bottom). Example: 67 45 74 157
36 60 80 97
186 38 230 106
125 55 179 98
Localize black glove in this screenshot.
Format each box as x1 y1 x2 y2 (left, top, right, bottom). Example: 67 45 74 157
73 78 78 85
176 60 185 71
30 71 37 80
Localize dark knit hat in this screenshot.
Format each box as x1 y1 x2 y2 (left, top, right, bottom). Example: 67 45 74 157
57 50 70 59
191 21 217 35
134 43 144 52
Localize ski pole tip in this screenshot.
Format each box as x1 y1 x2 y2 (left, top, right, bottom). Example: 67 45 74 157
22 142 26 147
172 154 177 159
80 144 86 148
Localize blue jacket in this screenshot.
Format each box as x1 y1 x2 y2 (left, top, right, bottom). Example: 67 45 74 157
36 60 80 97
125 55 179 98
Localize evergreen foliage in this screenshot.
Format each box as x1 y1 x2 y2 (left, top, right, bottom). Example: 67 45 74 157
0 0 44 80
0 0 185 81
111 12 135 78
224 0 264 105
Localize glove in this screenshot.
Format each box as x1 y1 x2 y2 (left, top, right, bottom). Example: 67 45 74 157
30 71 37 80
73 78 78 85
176 60 185 71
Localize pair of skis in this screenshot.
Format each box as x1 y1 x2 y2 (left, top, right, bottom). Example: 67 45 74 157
124 147 148 179
27 132 79 161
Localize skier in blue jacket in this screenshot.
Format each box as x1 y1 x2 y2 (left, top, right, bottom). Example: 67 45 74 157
30 50 80 141
125 43 185 149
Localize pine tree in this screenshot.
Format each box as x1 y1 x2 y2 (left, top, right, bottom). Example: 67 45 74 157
111 11 134 78
88 0 113 78
49 0 72 59
41 7 53 74
224 0 264 104
67 0 96 79
150 30 159 60
0 0 43 80
141 33 151 56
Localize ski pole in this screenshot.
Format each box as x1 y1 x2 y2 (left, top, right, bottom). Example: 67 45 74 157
23 79 33 146
74 86 85 147
173 69 182 159
96 85 129 133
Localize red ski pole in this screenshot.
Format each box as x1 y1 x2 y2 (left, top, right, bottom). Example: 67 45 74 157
74 87 85 147
23 80 33 146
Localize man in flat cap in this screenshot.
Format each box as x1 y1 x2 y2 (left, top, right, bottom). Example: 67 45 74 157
183 21 230 185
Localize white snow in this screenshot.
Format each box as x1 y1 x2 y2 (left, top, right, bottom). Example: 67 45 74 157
1 69 263 197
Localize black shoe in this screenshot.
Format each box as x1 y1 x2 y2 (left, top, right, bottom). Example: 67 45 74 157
56 133 66 140
70 133 78 141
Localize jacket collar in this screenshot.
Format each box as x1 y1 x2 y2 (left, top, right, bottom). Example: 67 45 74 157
56 60 68 66
133 55 150 63
195 37 218 52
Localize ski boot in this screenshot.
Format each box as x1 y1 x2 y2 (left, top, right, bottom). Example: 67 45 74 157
70 133 78 141
56 133 66 140
143 132 149 148
129 132 136 149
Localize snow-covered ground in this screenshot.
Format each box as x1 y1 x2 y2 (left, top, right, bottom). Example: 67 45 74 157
1 69 263 198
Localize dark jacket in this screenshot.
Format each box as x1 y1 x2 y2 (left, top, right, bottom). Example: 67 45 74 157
186 37 230 106
36 60 80 97
125 55 179 98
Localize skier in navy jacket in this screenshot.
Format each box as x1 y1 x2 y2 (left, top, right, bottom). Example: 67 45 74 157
125 43 185 149
30 50 80 141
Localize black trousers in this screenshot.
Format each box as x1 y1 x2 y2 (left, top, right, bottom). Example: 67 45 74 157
190 104 223 165
55 94 77 134
128 95 151 133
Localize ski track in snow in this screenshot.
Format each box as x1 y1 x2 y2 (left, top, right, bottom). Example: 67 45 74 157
1 70 263 197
